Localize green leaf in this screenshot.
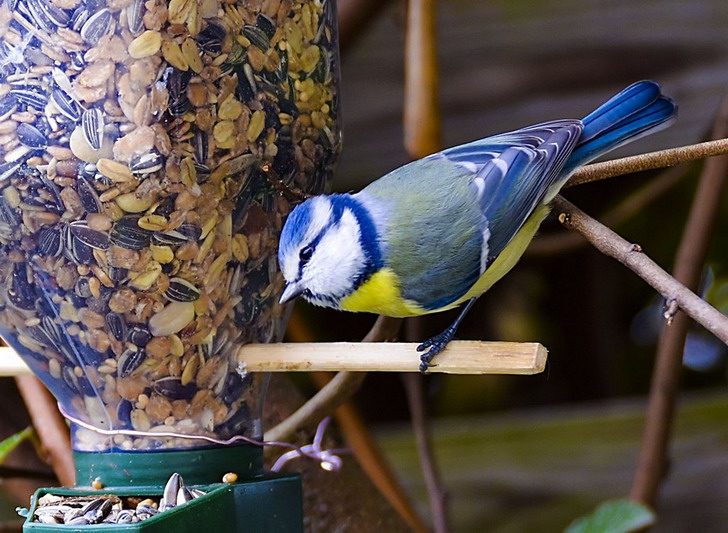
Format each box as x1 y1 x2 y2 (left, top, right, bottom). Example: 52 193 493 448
565 499 656 533
0 426 35 465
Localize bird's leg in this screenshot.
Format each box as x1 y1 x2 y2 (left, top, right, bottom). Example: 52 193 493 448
417 298 478 373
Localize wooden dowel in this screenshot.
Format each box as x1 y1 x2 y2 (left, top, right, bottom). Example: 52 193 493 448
0 347 32 376
238 341 547 374
0 342 548 375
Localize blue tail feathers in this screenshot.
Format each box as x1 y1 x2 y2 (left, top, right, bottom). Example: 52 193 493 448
564 81 677 173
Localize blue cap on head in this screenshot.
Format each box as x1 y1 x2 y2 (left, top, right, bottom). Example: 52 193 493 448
278 200 315 261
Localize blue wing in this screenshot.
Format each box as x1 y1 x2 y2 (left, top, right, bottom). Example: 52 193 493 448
438 80 676 269
440 120 583 267
362 81 676 312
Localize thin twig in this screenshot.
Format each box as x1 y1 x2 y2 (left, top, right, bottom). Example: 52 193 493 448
565 138 728 188
14 376 74 486
552 196 728 344
403 372 450 533
264 371 366 443
264 316 401 443
529 164 689 257
311 374 430 533
403 0 450 529
630 100 728 506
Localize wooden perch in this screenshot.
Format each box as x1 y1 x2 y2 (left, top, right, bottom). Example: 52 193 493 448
237 341 547 374
0 342 547 375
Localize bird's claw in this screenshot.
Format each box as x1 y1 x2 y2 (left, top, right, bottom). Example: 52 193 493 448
416 329 455 373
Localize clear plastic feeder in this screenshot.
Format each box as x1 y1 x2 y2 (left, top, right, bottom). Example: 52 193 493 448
0 0 340 452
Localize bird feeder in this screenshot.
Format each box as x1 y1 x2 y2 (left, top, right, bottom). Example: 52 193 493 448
0 0 341 528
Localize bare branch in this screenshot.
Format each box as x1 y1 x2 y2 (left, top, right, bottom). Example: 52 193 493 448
566 138 728 188
552 196 728 344
264 315 401 443
529 164 688 257
264 371 367 443
14 376 74 486
630 100 728 506
403 373 450 533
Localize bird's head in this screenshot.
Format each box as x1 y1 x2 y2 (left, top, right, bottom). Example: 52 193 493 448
278 194 381 309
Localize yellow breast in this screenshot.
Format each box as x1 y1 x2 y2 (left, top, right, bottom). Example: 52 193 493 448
340 268 426 318
451 204 551 306
340 205 551 317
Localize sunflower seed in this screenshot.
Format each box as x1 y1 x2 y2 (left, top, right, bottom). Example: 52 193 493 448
69 221 110 249
128 325 151 346
51 89 82 122
37 226 63 257
110 216 152 250
130 151 164 176
25 0 70 32
105 312 127 342
197 21 224 54
256 13 276 39
164 277 200 302
16 123 47 148
153 376 196 400
178 223 202 241
243 25 269 51
151 229 187 247
82 108 104 150
10 89 48 110
127 0 145 34
70 6 90 32
76 177 102 214
63 228 95 265
118 347 146 377
80 9 112 45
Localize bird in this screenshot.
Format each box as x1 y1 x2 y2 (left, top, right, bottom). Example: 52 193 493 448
277 81 677 372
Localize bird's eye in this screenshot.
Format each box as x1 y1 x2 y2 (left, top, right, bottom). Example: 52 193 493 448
299 245 314 264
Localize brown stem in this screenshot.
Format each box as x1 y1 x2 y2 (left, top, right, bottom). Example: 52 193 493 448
629 102 728 506
403 0 441 158
565 138 728 188
551 196 728 344
264 370 366 443
402 0 449 527
264 315 402 443
402 372 450 533
529 164 688 257
14 376 74 486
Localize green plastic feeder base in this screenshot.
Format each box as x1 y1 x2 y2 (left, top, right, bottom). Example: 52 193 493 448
73 446 264 487
22 446 302 531
23 474 302 532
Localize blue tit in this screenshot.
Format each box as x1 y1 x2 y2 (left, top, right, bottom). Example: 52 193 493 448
278 81 677 371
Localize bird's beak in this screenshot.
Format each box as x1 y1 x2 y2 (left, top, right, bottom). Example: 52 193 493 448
279 282 304 304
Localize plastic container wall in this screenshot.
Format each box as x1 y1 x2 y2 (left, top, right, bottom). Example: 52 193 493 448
0 0 340 451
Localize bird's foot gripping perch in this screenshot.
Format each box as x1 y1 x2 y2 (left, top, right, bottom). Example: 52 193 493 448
417 328 457 373
416 298 478 373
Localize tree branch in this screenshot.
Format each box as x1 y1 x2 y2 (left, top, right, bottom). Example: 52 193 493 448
14 376 74 486
264 316 402 443
565 138 728 188
529 164 689 257
630 100 728 506
403 372 450 533
551 196 728 344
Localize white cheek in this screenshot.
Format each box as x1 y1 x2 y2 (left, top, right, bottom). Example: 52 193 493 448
304 210 365 298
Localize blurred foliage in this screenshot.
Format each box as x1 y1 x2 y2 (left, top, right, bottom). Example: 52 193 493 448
0 427 34 465
565 499 655 533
